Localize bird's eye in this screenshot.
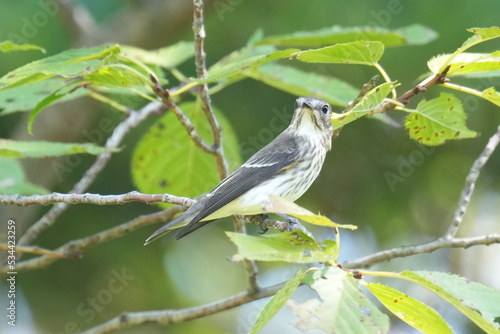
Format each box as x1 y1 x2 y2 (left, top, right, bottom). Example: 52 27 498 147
321 104 329 114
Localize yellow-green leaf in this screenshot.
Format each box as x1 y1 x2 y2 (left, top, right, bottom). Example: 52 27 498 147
227 231 338 263
428 52 500 76
399 271 500 333
366 282 452 334
249 268 305 334
0 41 45 53
265 194 357 230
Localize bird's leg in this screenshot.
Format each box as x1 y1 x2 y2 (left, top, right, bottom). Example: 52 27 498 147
276 213 301 232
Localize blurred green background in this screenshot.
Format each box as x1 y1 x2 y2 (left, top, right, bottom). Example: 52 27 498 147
1 0 499 333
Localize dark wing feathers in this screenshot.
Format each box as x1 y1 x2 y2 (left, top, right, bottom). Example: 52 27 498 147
175 132 300 238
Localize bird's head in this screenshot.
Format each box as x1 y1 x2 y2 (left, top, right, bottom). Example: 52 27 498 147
291 96 334 150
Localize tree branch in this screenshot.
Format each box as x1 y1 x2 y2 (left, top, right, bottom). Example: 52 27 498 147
17 102 165 248
0 191 193 207
445 125 500 238
79 282 283 334
0 207 181 276
342 234 500 269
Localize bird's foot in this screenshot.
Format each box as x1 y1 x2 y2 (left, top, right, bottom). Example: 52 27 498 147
256 214 271 234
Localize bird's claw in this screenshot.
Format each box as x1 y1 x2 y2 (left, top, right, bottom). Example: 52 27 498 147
257 214 271 234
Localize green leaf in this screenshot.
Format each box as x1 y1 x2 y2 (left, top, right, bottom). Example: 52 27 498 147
462 27 500 48
265 194 357 230
332 81 396 129
27 82 85 134
293 41 384 66
399 271 500 333
201 45 299 84
0 157 49 195
433 27 500 74
0 79 88 116
0 41 46 53
0 139 115 158
244 63 358 107
0 45 121 90
365 282 452 334
404 93 477 145
227 231 338 263
481 87 500 107
428 51 500 76
249 268 305 334
131 101 242 207
254 24 437 47
121 41 194 69
290 266 390 333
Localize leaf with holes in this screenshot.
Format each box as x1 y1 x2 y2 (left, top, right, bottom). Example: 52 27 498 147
405 93 477 145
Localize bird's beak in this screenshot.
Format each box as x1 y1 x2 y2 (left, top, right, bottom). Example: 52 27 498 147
302 101 313 109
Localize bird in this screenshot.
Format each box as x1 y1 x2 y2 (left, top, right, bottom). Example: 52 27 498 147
144 96 333 245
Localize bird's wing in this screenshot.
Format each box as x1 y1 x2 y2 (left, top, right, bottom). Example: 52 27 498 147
175 133 300 238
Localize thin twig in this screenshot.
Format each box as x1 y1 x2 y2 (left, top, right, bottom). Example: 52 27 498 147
342 234 500 269
79 282 283 334
0 191 193 207
151 85 215 154
17 102 165 248
445 125 500 238
192 0 228 180
0 245 66 258
0 207 181 276
191 0 257 295
381 65 451 112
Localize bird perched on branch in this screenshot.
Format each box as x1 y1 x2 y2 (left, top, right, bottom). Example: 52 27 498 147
145 96 333 244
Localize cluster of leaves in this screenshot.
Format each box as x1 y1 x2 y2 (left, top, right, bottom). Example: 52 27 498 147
1 25 500 333
229 230 500 333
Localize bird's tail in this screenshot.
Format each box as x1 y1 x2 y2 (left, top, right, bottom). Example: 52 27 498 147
174 219 215 240
144 210 195 245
